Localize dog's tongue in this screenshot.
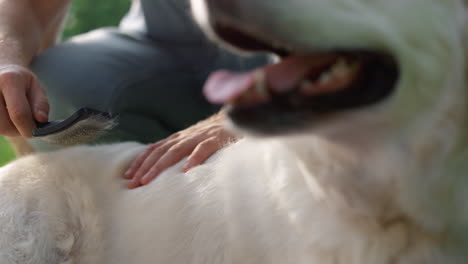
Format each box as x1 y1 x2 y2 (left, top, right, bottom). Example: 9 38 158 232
204 55 337 104
203 70 256 104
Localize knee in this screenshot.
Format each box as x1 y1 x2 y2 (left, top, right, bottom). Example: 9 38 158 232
30 31 127 119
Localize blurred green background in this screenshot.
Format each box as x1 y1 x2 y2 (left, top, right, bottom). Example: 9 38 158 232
63 0 131 40
0 0 131 165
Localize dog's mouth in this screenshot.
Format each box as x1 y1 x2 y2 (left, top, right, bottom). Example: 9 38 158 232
204 24 400 134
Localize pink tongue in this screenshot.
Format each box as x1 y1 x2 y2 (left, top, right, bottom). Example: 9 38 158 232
203 55 337 104
203 70 256 104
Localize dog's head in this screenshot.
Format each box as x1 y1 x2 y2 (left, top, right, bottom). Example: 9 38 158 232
193 0 468 140
192 0 468 252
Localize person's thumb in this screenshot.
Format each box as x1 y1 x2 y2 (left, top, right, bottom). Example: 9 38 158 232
28 78 49 123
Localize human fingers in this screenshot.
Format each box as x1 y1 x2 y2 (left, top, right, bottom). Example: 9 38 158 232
124 142 163 179
1 72 35 137
28 77 49 123
127 141 176 189
139 139 201 185
182 136 223 172
0 94 19 136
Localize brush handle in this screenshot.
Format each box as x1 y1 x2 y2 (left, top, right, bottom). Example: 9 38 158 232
32 108 112 137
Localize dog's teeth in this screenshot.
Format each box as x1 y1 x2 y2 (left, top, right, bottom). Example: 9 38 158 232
330 59 350 77
254 70 270 98
317 59 358 85
318 72 333 84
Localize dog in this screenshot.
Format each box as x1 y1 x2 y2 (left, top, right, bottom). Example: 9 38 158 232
1 0 468 263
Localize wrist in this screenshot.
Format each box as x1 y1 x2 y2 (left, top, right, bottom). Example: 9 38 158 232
0 25 42 66
0 42 35 67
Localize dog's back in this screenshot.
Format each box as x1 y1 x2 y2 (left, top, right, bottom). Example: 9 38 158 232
0 142 234 264
2 137 468 263
0 143 141 263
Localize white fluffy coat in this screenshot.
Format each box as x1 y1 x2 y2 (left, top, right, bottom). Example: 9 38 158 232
2 0 468 263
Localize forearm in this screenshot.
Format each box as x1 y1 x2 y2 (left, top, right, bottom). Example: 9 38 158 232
39 8 70 52
0 0 70 66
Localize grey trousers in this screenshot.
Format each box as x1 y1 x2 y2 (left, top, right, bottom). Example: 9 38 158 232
28 28 269 150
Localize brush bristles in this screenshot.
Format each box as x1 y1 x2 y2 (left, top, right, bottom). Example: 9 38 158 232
40 115 117 146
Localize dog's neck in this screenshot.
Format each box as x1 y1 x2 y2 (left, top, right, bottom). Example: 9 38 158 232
267 79 468 246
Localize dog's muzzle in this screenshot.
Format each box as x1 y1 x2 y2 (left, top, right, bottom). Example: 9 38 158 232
198 0 400 135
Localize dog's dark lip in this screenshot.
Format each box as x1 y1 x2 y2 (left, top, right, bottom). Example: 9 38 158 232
213 23 290 56
227 52 400 135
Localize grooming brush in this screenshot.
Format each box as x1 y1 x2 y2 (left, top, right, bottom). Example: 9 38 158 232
32 107 116 146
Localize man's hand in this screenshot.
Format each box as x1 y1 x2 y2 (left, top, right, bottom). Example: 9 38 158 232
0 65 49 137
0 0 71 138
124 111 237 189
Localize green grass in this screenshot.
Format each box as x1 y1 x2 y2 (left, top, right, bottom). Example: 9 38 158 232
0 137 16 166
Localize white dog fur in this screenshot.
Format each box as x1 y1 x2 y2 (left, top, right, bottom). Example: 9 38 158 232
2 0 468 263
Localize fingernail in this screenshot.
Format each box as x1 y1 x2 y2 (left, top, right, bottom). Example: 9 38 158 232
124 169 133 178
182 162 192 172
141 170 158 185
140 173 150 185
37 110 48 122
127 178 140 189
